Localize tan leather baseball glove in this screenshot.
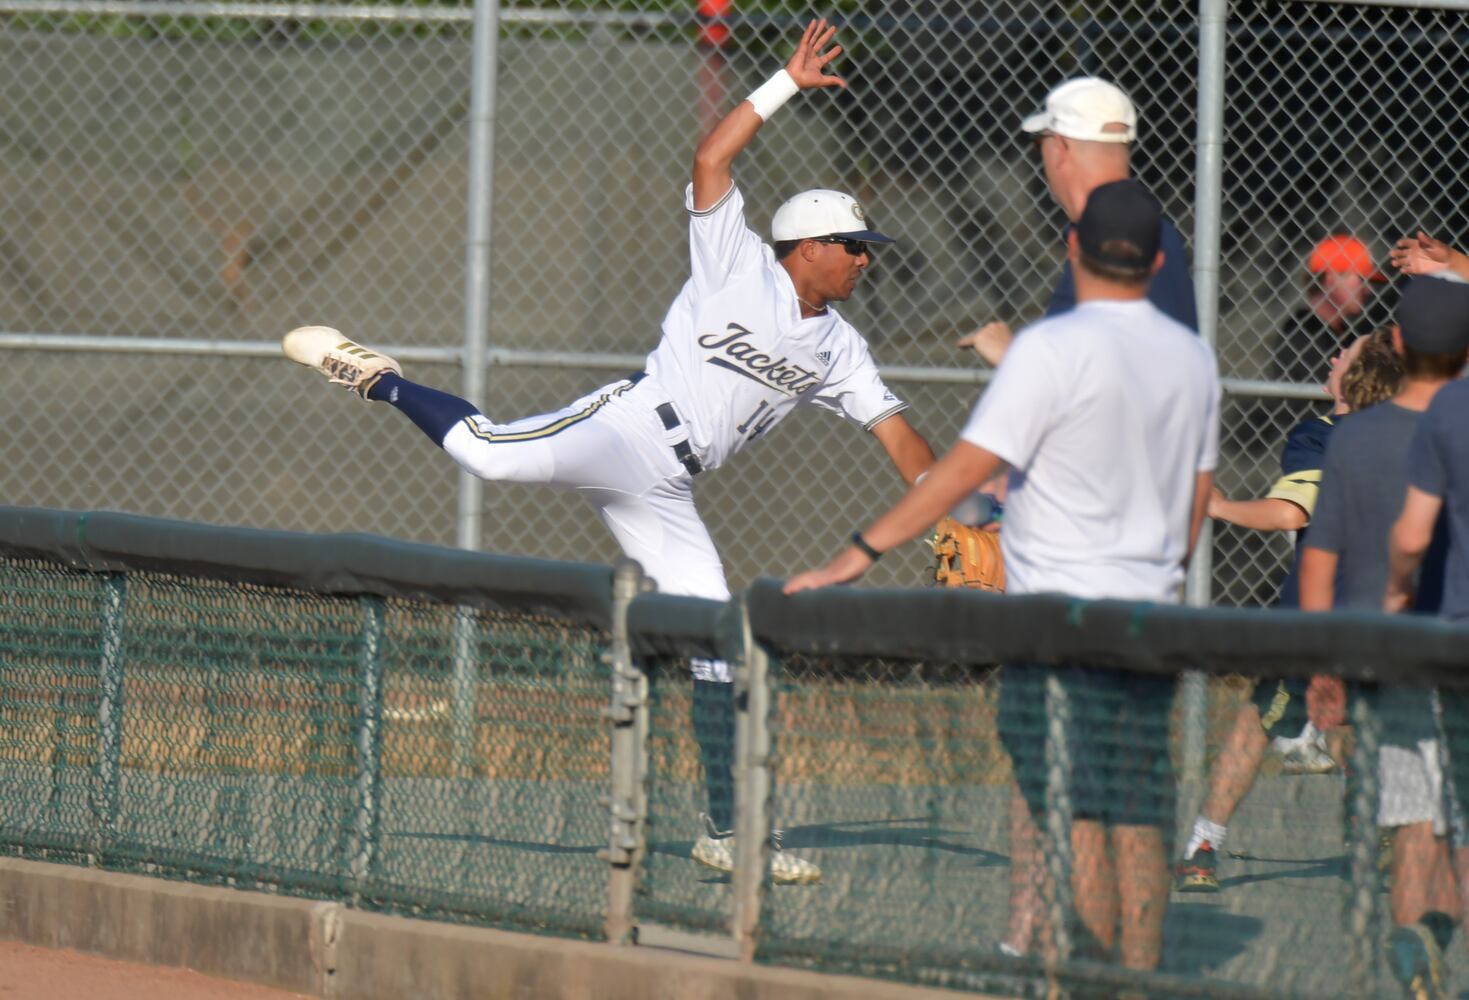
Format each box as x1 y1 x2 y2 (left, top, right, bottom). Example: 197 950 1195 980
930 517 1006 592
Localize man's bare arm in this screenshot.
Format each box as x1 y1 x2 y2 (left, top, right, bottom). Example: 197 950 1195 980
784 441 1002 592
1385 486 1442 613
1209 492 1308 533
1296 546 1338 612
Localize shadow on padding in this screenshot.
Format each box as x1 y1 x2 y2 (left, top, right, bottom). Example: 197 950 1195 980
770 818 1007 865
389 830 601 855
1161 904 1262 976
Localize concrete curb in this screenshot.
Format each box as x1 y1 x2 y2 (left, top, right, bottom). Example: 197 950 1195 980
0 858 993 1000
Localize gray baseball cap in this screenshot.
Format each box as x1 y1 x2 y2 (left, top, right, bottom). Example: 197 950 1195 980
1398 275 1469 354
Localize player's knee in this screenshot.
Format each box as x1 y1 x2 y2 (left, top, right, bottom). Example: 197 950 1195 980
443 432 555 484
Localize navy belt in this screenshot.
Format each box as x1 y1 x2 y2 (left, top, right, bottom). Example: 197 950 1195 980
628 371 703 476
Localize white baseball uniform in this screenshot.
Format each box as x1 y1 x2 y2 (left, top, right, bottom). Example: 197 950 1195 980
440 180 906 622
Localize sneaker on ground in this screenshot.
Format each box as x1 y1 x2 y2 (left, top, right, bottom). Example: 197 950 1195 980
1388 923 1447 1000
282 326 401 397
1174 841 1220 893
690 813 821 885
1278 739 1338 775
691 814 734 875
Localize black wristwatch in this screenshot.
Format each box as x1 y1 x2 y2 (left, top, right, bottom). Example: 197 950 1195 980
850 531 883 562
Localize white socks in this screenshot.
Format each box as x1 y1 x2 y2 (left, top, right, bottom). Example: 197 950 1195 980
1185 817 1227 859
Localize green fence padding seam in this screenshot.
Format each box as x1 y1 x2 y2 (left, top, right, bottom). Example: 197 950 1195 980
750 578 1469 687
627 593 739 661
0 507 613 628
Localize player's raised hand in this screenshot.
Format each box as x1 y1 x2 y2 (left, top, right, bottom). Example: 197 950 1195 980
1390 230 1454 275
785 18 846 90
957 321 1014 367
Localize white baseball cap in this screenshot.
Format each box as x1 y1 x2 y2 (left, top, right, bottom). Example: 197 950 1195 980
1020 77 1137 144
770 189 894 244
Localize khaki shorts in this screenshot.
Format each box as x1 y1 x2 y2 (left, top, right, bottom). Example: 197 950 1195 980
1378 739 1451 835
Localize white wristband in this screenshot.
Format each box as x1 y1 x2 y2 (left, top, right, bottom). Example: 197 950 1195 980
746 69 799 122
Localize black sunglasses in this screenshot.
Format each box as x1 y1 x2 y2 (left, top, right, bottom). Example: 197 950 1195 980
812 236 873 257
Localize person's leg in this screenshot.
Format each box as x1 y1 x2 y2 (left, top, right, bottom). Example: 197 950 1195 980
1381 739 1455 996
1391 822 1447 925
1099 667 1174 970
996 665 1049 957
587 476 735 830
1178 683 1282 891
367 372 478 445
1113 824 1170 971
1069 818 1117 959
1199 700 1272 828
1003 779 1048 957
591 474 817 885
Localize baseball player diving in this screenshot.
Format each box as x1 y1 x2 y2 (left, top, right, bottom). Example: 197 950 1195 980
282 19 937 885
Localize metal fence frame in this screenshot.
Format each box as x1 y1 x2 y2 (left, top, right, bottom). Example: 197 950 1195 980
8 505 1469 996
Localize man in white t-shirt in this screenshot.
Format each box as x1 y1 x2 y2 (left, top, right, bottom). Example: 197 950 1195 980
788 178 1220 970
282 20 937 886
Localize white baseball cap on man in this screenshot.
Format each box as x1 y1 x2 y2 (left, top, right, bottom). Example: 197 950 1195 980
1020 77 1137 144
770 189 894 244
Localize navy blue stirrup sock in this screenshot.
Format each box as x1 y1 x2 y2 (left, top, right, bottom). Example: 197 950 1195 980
367 372 480 446
692 678 736 833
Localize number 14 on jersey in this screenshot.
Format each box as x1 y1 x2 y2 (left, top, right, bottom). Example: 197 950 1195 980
736 400 778 441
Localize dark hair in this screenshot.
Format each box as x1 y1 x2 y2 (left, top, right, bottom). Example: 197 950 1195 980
1077 249 1150 288
774 239 803 260
1401 342 1469 380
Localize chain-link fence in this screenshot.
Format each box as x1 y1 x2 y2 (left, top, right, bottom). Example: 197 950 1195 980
3 0 1469 603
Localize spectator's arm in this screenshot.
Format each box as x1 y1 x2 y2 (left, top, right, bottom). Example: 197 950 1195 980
1208 492 1309 532
1385 485 1442 613
1390 231 1469 282
1296 546 1338 612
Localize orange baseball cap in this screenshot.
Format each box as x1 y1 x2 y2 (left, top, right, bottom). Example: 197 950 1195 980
1308 234 1388 282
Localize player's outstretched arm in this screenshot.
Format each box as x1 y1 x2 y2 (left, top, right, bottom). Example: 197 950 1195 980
691 18 847 211
784 440 1002 592
871 413 937 485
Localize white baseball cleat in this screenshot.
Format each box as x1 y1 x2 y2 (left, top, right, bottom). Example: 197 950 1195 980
282 326 401 398
691 813 822 885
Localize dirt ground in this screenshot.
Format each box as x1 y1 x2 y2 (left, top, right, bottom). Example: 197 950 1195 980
0 940 309 1000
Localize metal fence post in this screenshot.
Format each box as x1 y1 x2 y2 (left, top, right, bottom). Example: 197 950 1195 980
602 559 647 945
1178 0 1230 818
350 596 386 897
732 598 770 963
90 572 126 866
451 607 477 777
1041 669 1075 971
457 0 502 554
1346 688 1381 992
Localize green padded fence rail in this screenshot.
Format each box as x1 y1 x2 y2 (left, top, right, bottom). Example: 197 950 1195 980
0 506 614 628
0 507 617 940
749 577 1469 686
